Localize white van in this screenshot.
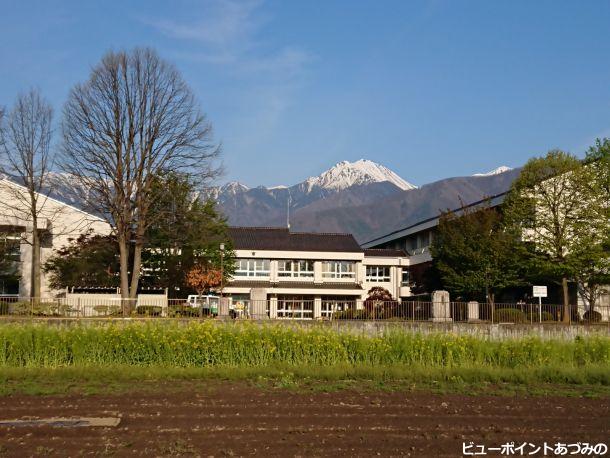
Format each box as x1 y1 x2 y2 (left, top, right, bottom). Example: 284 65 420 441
186 295 220 315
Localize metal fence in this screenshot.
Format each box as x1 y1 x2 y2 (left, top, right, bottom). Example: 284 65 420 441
0 296 608 325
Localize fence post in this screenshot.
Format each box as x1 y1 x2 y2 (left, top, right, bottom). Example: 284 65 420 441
218 297 230 320
467 301 479 322
430 290 451 322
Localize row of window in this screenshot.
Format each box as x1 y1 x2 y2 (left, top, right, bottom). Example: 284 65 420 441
235 259 356 278
234 259 409 285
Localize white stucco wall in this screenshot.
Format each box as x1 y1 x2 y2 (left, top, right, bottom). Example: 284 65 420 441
0 178 112 297
225 248 410 302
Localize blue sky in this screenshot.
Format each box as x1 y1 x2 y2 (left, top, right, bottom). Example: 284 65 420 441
1 0 610 187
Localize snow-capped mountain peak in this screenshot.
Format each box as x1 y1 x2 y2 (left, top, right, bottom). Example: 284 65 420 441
473 165 513 177
221 181 250 193
305 159 417 192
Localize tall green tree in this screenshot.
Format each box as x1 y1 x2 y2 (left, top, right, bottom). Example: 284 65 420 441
586 138 610 200
575 139 610 312
430 203 523 304
504 150 607 322
43 232 119 291
141 172 234 296
44 173 235 295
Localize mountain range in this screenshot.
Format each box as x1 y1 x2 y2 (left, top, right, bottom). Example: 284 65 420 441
39 159 520 243
209 160 520 243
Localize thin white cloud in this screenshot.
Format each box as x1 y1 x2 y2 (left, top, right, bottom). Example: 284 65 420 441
141 0 314 148
143 0 261 54
140 0 312 78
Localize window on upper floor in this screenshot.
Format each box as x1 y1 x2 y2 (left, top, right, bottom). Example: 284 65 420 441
401 268 410 286
365 266 391 282
0 232 21 262
234 258 270 277
321 261 355 279
405 230 433 255
278 260 314 278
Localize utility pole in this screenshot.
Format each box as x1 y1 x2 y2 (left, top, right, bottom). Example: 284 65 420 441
286 193 291 230
220 243 225 297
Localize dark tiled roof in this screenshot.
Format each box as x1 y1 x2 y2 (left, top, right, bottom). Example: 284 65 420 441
227 280 363 290
364 248 408 258
228 227 363 253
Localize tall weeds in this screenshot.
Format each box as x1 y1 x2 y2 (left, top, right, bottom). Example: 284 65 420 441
0 322 608 369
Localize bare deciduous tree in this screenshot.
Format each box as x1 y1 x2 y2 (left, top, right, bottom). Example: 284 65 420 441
0 89 54 299
60 48 220 309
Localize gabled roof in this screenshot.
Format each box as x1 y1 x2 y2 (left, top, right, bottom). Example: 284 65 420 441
228 227 363 253
0 177 107 224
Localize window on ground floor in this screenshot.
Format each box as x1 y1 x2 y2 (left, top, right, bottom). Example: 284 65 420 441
0 276 19 296
277 295 314 319
321 295 357 318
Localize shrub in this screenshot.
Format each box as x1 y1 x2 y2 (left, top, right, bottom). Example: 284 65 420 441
494 308 527 323
402 301 432 320
93 305 122 317
583 310 603 323
526 310 556 322
136 305 163 317
31 302 64 317
332 309 367 320
8 301 30 315
7 301 61 316
168 306 200 318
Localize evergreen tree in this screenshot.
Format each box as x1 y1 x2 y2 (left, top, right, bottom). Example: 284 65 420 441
43 232 119 290
141 172 234 296
430 203 523 304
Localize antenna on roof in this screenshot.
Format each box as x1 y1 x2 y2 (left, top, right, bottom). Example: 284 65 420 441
287 192 291 230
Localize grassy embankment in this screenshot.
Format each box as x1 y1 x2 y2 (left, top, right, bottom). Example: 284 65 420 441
0 322 608 396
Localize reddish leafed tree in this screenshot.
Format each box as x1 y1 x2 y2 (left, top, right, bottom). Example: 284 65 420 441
185 264 222 298
364 287 398 319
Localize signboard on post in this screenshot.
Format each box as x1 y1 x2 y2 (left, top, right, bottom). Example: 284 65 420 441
532 286 547 298
532 286 547 323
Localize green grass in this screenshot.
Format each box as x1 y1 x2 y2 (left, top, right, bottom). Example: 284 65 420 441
0 364 609 397
0 322 608 396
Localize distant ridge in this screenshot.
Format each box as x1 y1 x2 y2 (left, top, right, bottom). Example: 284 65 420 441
210 160 522 242
35 160 522 243
473 165 513 176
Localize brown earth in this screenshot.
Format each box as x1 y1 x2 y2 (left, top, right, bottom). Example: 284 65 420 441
0 384 608 457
